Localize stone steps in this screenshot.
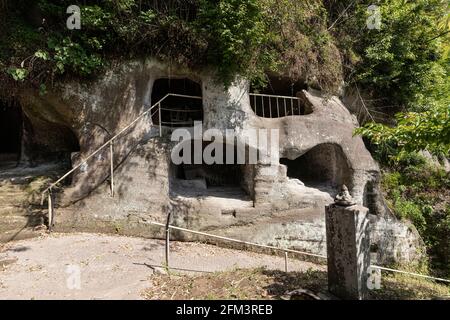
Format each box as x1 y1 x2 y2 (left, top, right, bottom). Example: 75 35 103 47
0 214 46 243
0 228 45 243
0 215 30 232
0 205 27 216
0 178 48 243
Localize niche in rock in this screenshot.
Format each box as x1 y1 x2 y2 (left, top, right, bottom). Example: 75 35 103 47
250 74 311 118
151 78 203 127
280 143 352 195
170 140 255 200
21 116 80 167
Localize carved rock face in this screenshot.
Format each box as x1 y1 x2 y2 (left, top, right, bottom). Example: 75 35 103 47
17 58 382 213
10 59 423 264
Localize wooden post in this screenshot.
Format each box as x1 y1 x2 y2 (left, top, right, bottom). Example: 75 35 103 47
48 191 53 232
284 252 288 272
165 225 170 270
110 141 114 197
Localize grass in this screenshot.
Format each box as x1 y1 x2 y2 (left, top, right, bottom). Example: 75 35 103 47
143 267 450 300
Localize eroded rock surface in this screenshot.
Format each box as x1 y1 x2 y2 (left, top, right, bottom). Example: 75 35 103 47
0 59 424 264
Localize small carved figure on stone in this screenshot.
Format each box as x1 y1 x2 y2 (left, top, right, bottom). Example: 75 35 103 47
334 185 356 206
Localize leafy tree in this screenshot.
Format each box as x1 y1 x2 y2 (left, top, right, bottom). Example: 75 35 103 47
0 0 346 91
330 0 450 158
195 0 273 86
326 0 448 108
355 103 450 160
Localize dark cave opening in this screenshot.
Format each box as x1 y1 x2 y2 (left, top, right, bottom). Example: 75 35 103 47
151 78 203 127
280 143 352 194
21 117 80 167
175 163 244 187
250 74 311 118
0 100 81 170
0 101 22 163
252 74 307 97
170 140 254 199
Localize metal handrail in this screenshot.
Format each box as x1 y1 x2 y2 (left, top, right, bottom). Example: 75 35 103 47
40 93 202 206
249 93 303 118
148 220 327 260
249 93 301 99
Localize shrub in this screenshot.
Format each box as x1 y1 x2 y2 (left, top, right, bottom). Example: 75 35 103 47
381 153 450 276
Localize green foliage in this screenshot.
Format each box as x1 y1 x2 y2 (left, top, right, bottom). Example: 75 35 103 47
1 0 447 95
48 37 103 75
382 152 450 276
34 50 50 60
196 0 273 86
355 103 450 158
261 0 343 92
332 0 449 109
7 67 28 81
0 0 346 92
347 0 449 159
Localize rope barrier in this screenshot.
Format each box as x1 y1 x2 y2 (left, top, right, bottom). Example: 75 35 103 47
146 220 450 284
369 265 450 283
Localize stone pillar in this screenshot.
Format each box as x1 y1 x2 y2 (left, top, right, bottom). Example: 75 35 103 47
253 164 279 209
325 204 370 300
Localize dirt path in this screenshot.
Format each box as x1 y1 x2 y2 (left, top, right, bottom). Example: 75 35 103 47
0 233 323 300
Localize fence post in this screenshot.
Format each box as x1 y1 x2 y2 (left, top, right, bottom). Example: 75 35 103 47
110 141 114 197
165 224 170 270
284 252 288 272
48 190 53 232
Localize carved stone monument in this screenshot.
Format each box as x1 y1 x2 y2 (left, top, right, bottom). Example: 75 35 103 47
325 186 370 300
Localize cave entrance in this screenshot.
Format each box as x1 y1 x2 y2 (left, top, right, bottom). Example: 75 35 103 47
151 78 203 128
280 143 352 195
250 74 311 118
170 141 254 201
0 101 22 164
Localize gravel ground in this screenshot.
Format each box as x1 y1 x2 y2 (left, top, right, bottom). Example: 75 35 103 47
0 233 323 300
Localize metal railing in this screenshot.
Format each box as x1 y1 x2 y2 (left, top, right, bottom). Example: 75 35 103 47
159 106 203 128
146 220 450 285
40 93 202 230
249 93 304 118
